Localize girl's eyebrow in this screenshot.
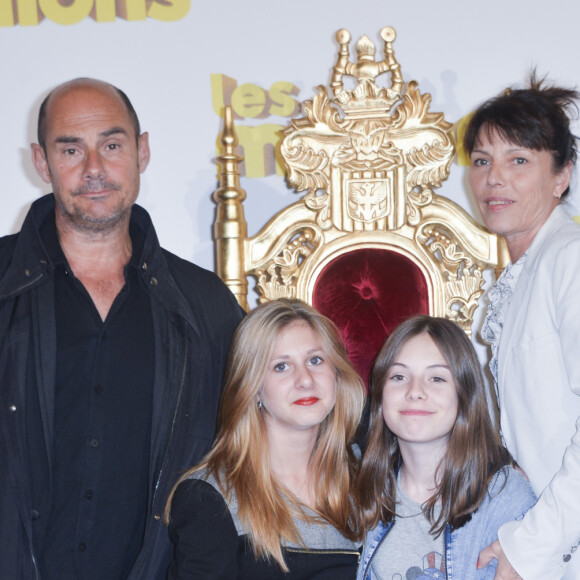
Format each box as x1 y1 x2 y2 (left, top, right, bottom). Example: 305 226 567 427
390 362 450 370
269 347 324 362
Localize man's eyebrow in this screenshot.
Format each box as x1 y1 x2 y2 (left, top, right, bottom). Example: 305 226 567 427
100 127 128 138
54 136 81 144
53 127 128 144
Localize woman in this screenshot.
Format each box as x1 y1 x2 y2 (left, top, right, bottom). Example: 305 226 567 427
463 75 580 579
165 298 366 579
356 316 536 580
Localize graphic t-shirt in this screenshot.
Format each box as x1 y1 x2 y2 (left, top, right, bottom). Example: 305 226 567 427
370 480 445 580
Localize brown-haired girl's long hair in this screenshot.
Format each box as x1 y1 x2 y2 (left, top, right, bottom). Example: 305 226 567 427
165 299 366 571
357 316 513 536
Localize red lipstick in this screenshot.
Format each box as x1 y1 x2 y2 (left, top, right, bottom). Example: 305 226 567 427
294 397 320 406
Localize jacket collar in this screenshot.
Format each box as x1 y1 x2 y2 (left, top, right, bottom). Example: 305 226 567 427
0 194 201 335
0 194 54 299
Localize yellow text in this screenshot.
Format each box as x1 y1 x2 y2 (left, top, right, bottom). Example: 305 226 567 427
455 113 473 166
211 74 300 120
212 73 301 178
217 124 285 178
0 0 189 26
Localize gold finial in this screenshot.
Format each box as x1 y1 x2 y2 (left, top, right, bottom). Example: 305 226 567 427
356 35 376 60
336 28 350 45
221 105 238 150
330 26 403 108
380 27 396 43
213 105 249 310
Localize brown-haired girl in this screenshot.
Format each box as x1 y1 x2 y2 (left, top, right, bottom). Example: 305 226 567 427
357 316 536 580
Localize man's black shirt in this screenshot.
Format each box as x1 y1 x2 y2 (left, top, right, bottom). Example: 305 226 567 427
29 217 155 579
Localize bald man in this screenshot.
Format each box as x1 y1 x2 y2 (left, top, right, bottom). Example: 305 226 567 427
0 78 243 579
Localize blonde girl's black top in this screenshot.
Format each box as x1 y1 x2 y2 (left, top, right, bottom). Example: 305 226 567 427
168 476 361 579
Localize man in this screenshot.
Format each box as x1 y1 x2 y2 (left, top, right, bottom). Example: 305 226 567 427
0 78 243 579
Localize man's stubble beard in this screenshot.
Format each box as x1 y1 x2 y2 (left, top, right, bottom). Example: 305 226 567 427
55 180 134 235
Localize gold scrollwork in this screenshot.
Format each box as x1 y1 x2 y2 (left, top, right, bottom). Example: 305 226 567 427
213 27 502 330
445 266 485 336
251 228 320 303
304 191 332 229
406 185 434 226
280 33 455 233
418 225 485 335
281 87 345 195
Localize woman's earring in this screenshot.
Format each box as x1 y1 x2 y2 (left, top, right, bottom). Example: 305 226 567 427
257 400 263 410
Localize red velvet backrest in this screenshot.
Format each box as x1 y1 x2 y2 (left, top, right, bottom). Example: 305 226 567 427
313 248 429 386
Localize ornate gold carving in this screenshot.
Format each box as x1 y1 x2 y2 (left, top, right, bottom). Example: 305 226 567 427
281 87 340 195
348 179 388 222
331 27 403 113
280 28 455 233
212 26 505 336
418 224 485 336
251 228 320 303
303 191 332 229
406 185 434 226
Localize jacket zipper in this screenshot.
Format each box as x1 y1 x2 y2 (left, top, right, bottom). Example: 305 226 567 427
0 272 44 300
32 551 39 580
285 547 361 563
3 270 44 579
150 322 189 509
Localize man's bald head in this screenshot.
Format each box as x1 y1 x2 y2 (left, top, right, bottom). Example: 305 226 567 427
37 78 141 151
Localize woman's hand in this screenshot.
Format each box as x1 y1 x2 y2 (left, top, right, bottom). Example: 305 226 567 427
478 540 522 579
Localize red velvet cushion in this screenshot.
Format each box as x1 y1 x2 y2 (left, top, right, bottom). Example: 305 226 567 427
313 248 429 385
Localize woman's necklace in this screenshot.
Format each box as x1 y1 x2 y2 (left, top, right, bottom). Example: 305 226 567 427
294 477 308 500
277 471 309 501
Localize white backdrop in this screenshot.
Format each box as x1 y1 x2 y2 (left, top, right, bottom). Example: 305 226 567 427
2 0 580 303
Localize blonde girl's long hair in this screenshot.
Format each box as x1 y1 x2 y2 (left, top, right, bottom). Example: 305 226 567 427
357 315 513 536
165 299 366 571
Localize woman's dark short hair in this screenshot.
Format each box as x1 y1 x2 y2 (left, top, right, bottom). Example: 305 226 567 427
463 72 579 197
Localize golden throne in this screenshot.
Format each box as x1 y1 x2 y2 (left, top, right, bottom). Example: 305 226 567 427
213 27 507 383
